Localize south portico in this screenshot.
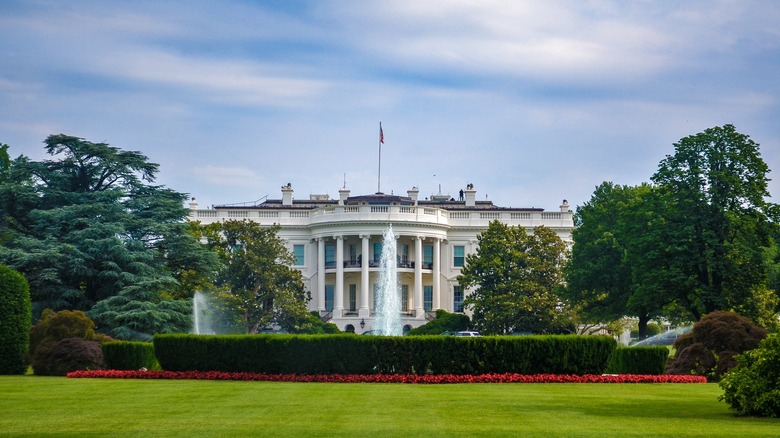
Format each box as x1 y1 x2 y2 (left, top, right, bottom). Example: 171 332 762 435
188 182 574 333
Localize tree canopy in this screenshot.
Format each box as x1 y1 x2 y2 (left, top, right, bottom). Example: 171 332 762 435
0 135 217 339
459 222 571 335
568 125 779 332
197 220 311 334
650 125 778 322
564 182 670 338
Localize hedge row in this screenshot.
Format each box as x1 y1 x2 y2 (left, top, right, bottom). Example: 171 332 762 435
153 334 616 375
103 341 160 371
605 346 669 375
0 265 31 375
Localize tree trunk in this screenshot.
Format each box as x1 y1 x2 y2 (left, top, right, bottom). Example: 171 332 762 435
637 314 650 340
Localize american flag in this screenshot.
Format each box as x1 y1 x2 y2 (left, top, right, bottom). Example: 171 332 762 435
380 123 384 144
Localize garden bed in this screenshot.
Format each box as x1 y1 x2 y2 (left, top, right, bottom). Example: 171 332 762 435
67 370 706 384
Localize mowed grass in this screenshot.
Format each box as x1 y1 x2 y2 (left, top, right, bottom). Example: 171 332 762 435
1 376 777 437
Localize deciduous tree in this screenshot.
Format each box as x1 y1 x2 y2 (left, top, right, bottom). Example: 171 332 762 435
650 125 779 322
459 221 571 335
198 220 311 333
564 182 671 339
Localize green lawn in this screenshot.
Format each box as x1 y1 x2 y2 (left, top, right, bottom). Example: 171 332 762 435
1 376 777 437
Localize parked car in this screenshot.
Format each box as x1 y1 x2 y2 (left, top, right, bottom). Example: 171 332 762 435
451 331 481 337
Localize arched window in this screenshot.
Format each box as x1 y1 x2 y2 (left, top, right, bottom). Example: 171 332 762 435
345 324 355 333
403 325 412 334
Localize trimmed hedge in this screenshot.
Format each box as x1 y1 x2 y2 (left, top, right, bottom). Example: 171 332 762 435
0 265 31 375
153 334 616 375
605 347 669 375
103 341 160 370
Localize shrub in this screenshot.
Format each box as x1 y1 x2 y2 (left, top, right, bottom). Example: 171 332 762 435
630 322 663 339
407 310 470 335
289 312 340 334
32 338 105 376
102 341 160 370
666 311 767 381
0 265 32 374
154 334 616 375
29 309 112 375
604 347 669 375
720 333 780 417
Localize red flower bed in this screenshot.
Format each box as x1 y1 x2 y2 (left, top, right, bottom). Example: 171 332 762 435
66 370 707 384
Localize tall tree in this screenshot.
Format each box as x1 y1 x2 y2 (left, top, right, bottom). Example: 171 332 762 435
198 220 311 333
459 221 571 335
650 125 779 322
564 182 670 339
0 135 217 339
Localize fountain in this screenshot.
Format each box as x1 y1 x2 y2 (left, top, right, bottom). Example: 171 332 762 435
192 291 214 335
373 225 403 336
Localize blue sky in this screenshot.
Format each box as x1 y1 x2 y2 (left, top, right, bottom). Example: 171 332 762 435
1 0 778 210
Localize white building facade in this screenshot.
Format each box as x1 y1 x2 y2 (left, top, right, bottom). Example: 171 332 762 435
188 184 574 333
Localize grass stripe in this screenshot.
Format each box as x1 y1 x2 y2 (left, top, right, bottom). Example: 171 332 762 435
1 376 777 437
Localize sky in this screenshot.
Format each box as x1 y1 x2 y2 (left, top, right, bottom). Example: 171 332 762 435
1 0 779 211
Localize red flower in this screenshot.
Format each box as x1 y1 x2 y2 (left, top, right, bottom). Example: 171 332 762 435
66 370 707 384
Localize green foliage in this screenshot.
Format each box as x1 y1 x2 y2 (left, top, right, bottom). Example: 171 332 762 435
32 337 105 376
667 311 767 381
564 182 669 338
719 333 780 417
0 264 31 374
459 222 572 335
289 312 340 334
630 322 663 339
154 334 616 375
197 220 311 333
88 292 192 341
605 347 669 375
28 309 111 375
102 341 160 370
407 309 470 335
651 125 779 321
0 135 216 339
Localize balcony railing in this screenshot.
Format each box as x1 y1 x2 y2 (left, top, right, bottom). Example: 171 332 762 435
189 205 573 228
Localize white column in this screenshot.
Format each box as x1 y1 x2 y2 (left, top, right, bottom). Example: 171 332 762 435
433 238 441 310
334 235 344 317
360 234 370 317
414 236 423 317
317 237 325 312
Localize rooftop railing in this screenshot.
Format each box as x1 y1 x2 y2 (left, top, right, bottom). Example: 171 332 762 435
189 205 573 228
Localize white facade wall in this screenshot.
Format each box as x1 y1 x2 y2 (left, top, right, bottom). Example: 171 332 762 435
188 186 574 333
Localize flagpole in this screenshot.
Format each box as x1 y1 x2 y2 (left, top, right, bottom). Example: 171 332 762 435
377 122 383 193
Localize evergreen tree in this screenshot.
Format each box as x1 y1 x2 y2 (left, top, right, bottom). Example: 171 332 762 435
0 135 217 339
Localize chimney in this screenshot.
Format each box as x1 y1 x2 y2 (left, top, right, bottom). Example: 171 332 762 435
407 186 419 205
560 199 570 212
464 183 476 207
188 197 199 210
281 183 294 206
338 187 350 205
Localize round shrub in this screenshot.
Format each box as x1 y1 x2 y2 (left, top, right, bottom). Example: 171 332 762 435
29 309 112 375
0 265 32 374
32 338 106 376
666 311 767 381
30 309 96 355
407 309 470 335
719 333 780 417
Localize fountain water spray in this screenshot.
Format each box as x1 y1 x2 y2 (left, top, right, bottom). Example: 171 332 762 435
373 225 402 335
192 291 213 335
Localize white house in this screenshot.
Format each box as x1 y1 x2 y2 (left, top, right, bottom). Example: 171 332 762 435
188 184 574 333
